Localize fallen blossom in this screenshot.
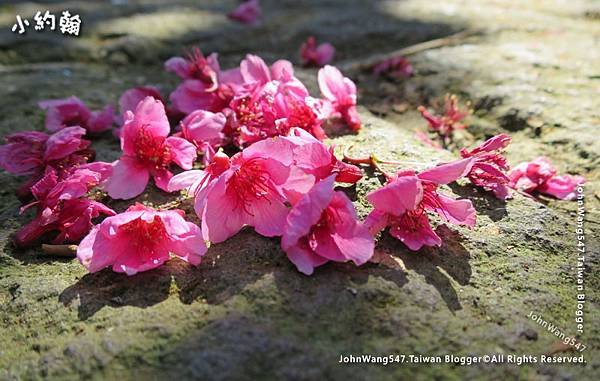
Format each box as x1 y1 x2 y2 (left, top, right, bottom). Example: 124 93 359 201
0 127 95 200
372 56 413 78
300 36 335 67
167 48 241 115
39 96 114 134
508 157 584 200
104 97 197 199
281 175 374 275
418 94 470 142
15 167 114 247
228 0 261 25
200 141 292 243
365 158 476 250
179 110 227 156
187 137 294 243
460 134 512 199
318 65 361 131
228 56 312 146
77 203 206 275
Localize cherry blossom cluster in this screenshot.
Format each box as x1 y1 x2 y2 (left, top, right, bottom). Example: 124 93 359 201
0 47 585 277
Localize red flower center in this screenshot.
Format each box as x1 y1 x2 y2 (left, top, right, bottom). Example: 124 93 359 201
226 158 275 214
283 100 319 135
120 215 168 253
134 126 172 169
234 97 267 131
396 209 429 233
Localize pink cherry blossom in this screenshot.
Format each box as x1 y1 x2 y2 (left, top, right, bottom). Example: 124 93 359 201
508 157 584 200
228 0 261 25
167 49 241 115
365 158 476 250
418 94 469 142
0 131 49 176
179 110 227 156
318 65 361 131
300 36 335 67
165 48 220 85
38 96 114 134
189 137 294 243
372 56 413 78
460 134 512 199
104 97 197 199
15 167 115 247
77 203 206 275
0 127 96 201
281 175 374 275
227 57 313 146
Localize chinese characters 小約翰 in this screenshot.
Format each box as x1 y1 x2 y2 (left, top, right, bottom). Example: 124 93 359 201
11 10 81 36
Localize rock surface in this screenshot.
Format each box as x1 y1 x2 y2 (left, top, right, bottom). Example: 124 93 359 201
0 1 598 380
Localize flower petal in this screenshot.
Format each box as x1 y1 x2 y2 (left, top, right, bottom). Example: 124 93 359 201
104 157 150 199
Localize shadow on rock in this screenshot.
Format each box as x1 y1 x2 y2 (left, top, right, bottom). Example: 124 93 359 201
174 227 410 307
449 183 508 222
380 225 472 312
59 264 173 320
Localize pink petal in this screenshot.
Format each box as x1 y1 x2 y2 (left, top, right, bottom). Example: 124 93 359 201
366 175 423 216
77 161 113 183
539 175 584 200
270 59 294 81
164 56 191 79
87 105 115 133
77 225 123 273
240 54 271 84
318 192 374 265
201 172 246 243
169 222 207 266
282 175 335 249
418 157 474 184
389 214 441 251
180 110 226 145
285 242 328 275
166 136 197 169
169 80 217 114
119 86 163 118
44 126 88 161
433 194 476 227
152 168 174 192
364 208 390 235
317 65 346 102
246 196 289 237
104 157 150 199
167 169 206 192
133 96 170 137
39 96 91 132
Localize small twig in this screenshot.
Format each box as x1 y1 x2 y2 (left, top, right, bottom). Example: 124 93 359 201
339 29 482 73
343 145 393 180
41 244 77 257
